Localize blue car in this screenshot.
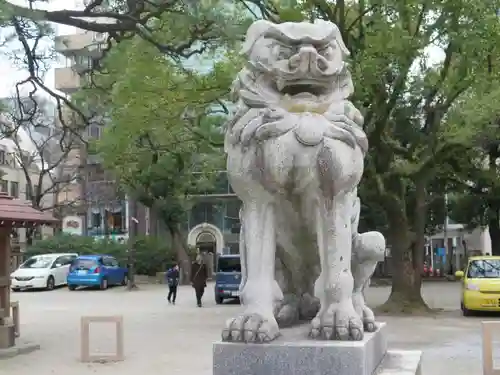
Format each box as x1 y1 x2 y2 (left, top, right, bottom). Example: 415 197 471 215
67 255 128 290
214 254 241 304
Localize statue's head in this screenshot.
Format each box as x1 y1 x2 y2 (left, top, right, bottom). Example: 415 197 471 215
240 20 351 99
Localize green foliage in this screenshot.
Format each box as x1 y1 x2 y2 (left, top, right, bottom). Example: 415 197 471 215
270 0 500 235
25 234 177 276
74 4 248 233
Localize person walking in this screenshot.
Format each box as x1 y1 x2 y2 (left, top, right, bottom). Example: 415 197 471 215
166 263 180 304
191 255 208 307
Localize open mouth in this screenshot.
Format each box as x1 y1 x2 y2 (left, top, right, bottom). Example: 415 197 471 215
280 84 325 96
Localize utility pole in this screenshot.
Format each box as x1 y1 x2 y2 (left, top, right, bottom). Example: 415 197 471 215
444 193 450 275
127 197 138 290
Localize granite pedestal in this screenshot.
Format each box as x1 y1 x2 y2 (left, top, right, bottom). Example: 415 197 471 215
214 323 422 375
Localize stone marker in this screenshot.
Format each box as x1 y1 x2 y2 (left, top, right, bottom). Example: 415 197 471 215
80 315 124 363
10 301 19 338
482 321 500 375
214 18 422 375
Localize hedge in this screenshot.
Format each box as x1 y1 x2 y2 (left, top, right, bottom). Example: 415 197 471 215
25 234 178 276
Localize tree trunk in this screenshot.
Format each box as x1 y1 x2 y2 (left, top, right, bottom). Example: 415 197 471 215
489 210 500 256
378 183 430 314
169 226 191 284
383 238 429 313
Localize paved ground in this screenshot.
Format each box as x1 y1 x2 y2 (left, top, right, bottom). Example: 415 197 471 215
0 282 497 375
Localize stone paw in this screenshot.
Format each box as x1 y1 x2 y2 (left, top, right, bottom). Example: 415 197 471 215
222 313 280 343
309 301 363 341
274 295 300 328
353 295 377 333
361 305 377 332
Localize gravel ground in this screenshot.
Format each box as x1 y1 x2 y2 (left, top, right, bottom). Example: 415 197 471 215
0 282 497 375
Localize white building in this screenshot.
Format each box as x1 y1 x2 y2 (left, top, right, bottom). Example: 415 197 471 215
428 223 491 272
0 121 55 247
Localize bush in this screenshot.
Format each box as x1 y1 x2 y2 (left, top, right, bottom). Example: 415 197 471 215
25 234 176 276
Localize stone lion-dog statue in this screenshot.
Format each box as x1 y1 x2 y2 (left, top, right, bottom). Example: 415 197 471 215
222 19 386 343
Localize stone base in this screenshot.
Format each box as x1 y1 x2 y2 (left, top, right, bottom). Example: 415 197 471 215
213 323 387 375
0 342 40 359
0 324 15 349
376 350 422 375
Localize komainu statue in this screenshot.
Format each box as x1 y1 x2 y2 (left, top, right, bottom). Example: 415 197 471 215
222 20 386 343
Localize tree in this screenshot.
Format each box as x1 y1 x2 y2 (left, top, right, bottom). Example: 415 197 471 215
447 90 500 255
73 2 248 280
258 0 500 312
0 94 83 242
92 43 237 280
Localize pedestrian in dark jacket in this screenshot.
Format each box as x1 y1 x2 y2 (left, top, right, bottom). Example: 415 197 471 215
191 255 208 307
166 264 180 304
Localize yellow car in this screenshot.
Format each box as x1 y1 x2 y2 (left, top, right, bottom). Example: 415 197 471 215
456 256 500 316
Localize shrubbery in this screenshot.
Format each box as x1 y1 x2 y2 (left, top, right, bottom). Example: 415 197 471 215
25 234 178 276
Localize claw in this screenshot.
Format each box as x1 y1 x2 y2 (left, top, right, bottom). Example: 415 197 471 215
222 313 279 343
364 321 377 332
322 326 334 340
309 302 364 341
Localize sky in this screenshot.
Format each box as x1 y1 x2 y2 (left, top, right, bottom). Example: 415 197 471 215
0 0 81 98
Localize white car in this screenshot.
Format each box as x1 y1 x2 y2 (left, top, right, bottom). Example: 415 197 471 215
11 253 78 291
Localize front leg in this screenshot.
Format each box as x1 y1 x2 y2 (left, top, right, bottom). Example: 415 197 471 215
310 192 363 341
222 198 281 343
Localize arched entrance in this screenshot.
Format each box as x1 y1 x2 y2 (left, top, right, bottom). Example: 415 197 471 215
196 232 217 253
187 223 224 277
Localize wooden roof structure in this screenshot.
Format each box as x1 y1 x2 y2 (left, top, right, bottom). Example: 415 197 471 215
0 193 58 227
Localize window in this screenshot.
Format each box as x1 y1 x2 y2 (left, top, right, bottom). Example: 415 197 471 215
103 257 118 267
217 256 241 273
10 181 19 198
21 256 53 269
25 183 32 201
55 256 73 266
88 125 101 139
0 180 8 193
0 150 5 165
467 259 500 279
25 184 37 201
90 211 102 228
106 208 125 234
74 258 99 270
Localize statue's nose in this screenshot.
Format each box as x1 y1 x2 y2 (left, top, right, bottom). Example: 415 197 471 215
289 46 328 72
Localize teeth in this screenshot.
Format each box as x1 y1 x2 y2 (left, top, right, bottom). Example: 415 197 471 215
277 80 286 92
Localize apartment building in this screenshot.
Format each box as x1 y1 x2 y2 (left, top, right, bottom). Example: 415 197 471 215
54 31 155 240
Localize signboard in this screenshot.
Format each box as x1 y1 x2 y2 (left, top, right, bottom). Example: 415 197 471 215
62 216 83 236
436 247 446 257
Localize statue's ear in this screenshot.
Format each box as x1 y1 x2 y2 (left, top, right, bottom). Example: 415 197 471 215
241 20 276 55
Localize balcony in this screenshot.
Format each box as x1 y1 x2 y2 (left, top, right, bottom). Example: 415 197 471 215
54 32 106 58
54 67 81 94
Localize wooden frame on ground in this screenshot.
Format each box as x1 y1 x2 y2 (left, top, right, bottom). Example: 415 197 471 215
10 301 19 338
80 315 124 363
482 321 500 375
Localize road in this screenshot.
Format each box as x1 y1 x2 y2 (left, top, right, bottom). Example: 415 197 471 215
0 282 497 375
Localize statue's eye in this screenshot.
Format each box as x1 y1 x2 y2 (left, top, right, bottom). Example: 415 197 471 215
317 45 333 58
278 46 293 59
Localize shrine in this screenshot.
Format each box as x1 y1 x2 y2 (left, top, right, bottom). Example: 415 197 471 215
0 193 57 351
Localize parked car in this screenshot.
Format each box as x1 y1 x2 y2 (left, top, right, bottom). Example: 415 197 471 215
214 254 241 304
456 255 500 316
11 253 78 291
67 255 128 290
